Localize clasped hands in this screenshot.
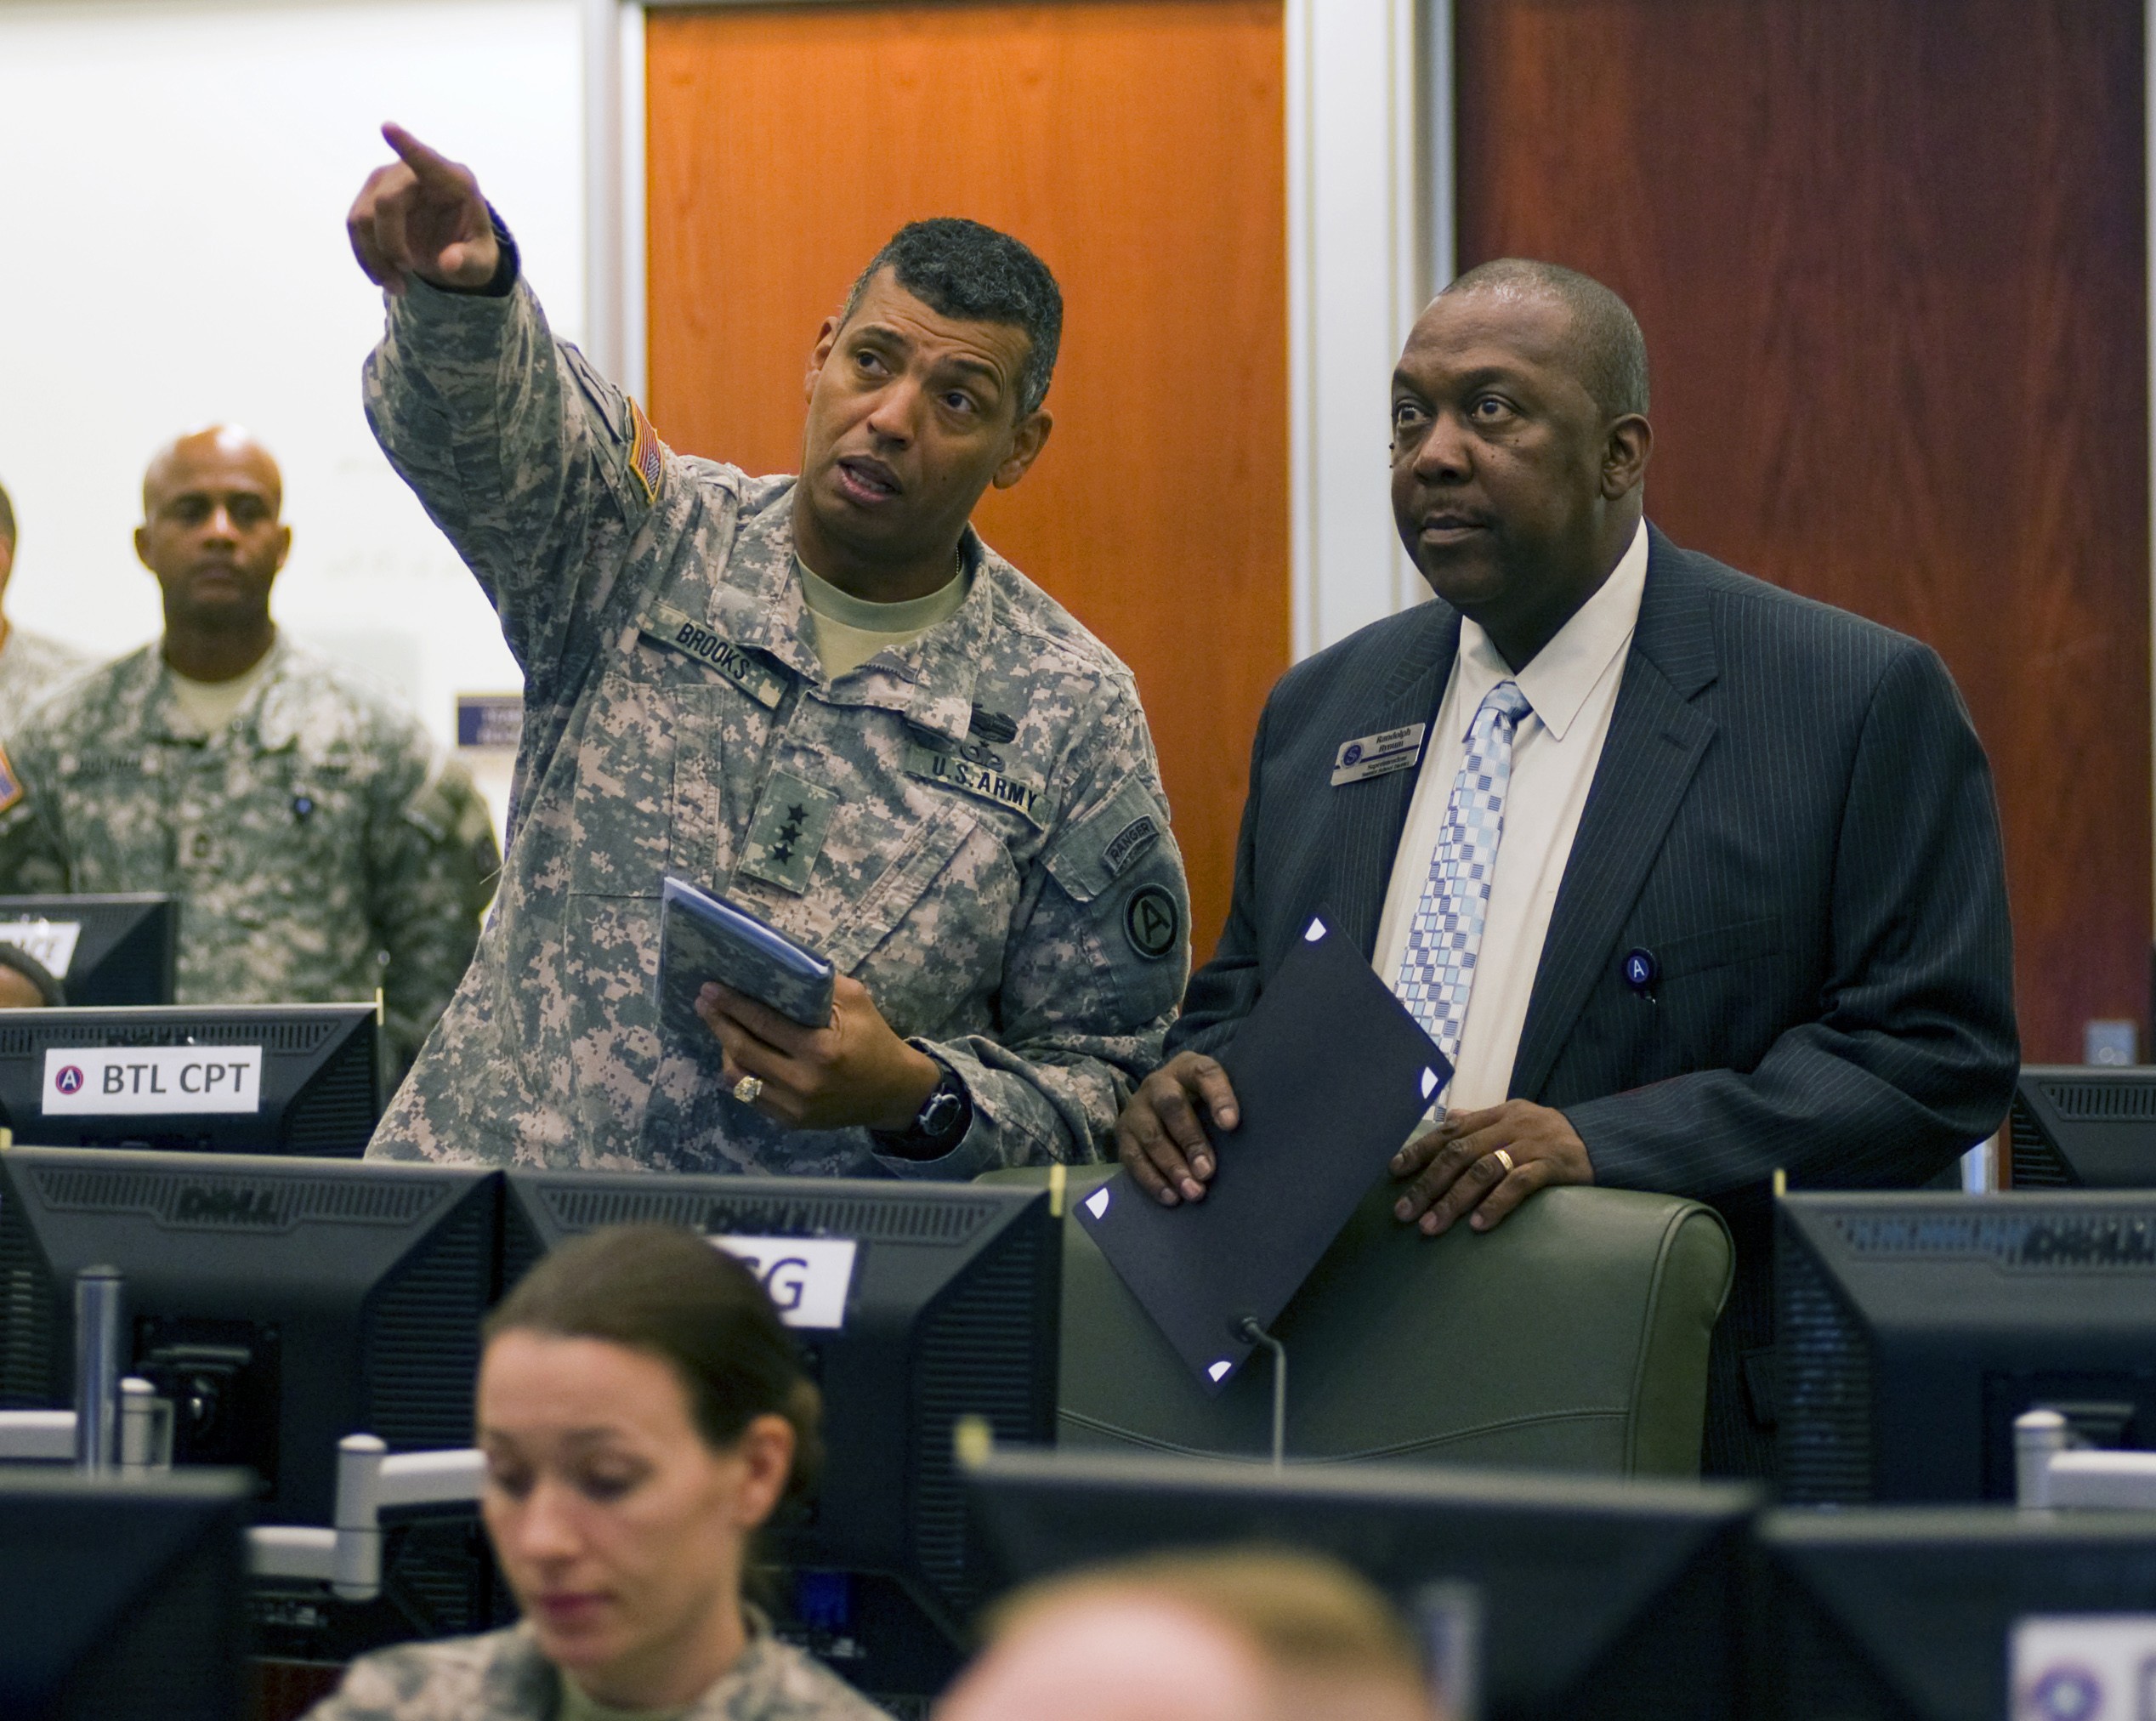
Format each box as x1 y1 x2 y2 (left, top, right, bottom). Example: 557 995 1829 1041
1115 1051 1593 1233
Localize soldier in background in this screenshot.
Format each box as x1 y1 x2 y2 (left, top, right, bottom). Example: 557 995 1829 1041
0 480 94 730
349 123 1190 1175
0 426 502 1078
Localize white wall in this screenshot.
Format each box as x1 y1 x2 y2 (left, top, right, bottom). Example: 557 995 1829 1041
0 0 1434 790
0 0 586 795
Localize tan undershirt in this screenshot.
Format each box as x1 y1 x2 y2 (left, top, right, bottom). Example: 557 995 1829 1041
797 556 970 680
167 645 275 736
555 1670 690 1721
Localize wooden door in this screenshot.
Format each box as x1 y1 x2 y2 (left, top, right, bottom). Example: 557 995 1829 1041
1456 0 2150 1065
645 2 1290 966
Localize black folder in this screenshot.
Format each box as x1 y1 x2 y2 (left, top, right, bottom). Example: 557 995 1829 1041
1075 909 1450 1392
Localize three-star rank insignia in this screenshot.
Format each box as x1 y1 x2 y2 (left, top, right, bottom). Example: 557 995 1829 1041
738 772 837 895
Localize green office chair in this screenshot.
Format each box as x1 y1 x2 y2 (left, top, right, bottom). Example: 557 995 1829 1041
978 1166 1732 1478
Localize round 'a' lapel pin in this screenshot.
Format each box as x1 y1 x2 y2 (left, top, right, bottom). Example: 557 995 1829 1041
1623 948 1659 992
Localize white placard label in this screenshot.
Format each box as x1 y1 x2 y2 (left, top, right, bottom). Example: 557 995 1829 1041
42 1046 264 1115
708 1236 857 1330
0 919 81 979
2011 1613 2156 1719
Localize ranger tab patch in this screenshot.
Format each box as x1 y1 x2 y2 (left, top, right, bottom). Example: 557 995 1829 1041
627 398 664 505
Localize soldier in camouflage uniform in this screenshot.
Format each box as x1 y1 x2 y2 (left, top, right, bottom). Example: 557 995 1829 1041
0 428 501 1075
349 125 1189 1175
306 1226 886 1721
0 480 94 731
304 1610 885 1721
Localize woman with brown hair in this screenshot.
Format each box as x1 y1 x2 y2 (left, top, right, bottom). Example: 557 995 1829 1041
307 1224 885 1721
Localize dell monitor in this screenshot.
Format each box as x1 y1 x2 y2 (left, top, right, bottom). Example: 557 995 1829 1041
0 1144 502 1654
0 1466 251 1721
2009 1065 2156 1187
1756 1505 2156 1720
0 1002 380 1156
501 1169 1062 1701
0 893 178 1006
965 1445 1763 1721
1778 1191 2156 1503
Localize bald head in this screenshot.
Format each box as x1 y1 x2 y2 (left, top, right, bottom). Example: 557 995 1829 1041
941 1593 1274 1721
142 426 283 520
135 425 291 674
939 1550 1434 1721
1441 258 1649 422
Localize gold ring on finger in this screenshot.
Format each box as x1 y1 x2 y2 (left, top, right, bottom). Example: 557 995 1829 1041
1491 1147 1516 1176
732 1075 764 1105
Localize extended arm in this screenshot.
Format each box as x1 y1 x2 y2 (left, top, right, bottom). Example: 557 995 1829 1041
354 126 667 696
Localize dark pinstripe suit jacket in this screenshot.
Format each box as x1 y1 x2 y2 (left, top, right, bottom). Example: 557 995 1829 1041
1166 525 2019 1477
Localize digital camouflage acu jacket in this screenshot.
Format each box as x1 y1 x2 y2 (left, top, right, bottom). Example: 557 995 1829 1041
0 633 500 1071
0 624 94 734
360 268 1189 1177
304 1618 888 1721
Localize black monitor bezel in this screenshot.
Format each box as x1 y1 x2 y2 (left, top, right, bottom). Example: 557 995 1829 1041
0 1002 381 1156
0 892 179 1007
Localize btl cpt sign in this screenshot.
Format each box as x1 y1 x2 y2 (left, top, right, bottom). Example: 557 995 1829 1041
43 1046 265 1116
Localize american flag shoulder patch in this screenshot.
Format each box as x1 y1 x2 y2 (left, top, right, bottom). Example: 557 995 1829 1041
627 398 664 507
0 742 24 815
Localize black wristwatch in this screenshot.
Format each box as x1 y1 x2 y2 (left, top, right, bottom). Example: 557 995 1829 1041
877 1059 973 1159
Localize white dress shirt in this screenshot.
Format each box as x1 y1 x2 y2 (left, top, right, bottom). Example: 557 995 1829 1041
1373 520 1650 1112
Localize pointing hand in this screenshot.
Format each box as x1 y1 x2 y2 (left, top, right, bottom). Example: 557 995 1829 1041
347 123 500 295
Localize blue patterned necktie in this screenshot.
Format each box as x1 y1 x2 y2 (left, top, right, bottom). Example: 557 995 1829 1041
1394 680 1534 1065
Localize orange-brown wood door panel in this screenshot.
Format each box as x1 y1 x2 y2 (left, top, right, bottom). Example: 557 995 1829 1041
646 2 1290 967
1456 0 2150 1065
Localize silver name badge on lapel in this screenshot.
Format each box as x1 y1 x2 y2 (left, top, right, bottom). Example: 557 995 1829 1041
1330 723 1427 787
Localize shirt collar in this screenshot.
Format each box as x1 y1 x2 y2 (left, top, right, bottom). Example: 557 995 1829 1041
147 632 294 745
1452 518 1648 743
712 482 988 744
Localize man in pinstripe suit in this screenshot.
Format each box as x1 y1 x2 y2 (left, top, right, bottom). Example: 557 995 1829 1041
1115 259 2017 1477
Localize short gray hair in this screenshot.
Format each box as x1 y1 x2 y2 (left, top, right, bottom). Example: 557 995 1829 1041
1444 258 1650 419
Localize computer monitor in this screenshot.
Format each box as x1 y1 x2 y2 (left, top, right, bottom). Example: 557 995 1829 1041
2008 1065 2156 1186
0 893 178 1007
1756 1505 2156 1720
501 1169 1062 1700
964 1446 1762 1721
0 1145 502 1654
0 1466 251 1721
1778 1191 2156 1503
0 1002 380 1156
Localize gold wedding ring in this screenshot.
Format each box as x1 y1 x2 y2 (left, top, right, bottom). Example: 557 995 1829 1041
732 1076 764 1105
1491 1147 1517 1176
